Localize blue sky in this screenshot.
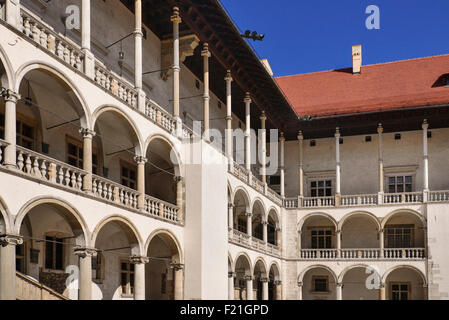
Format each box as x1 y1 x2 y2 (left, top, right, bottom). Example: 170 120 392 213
220 0 449 77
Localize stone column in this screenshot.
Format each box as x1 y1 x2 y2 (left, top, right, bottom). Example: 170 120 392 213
297 281 303 300
245 276 253 300
377 124 384 204
3 90 20 169
335 127 341 205
297 131 304 200
171 7 182 136
275 280 282 300
5 0 21 28
228 272 235 300
80 129 95 192
244 93 252 173
422 119 429 198
379 228 384 258
378 283 386 300
201 43 211 141
336 282 343 300
279 132 285 198
174 176 184 221
246 212 252 238
262 220 268 243
134 0 145 112
225 70 233 168
74 247 97 300
261 278 269 300
134 156 148 210
228 203 234 229
81 0 94 78
260 111 267 183
0 234 23 300
130 256 149 300
336 229 341 258
172 263 184 300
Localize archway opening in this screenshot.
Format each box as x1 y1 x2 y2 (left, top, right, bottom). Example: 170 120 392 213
233 190 249 234
385 267 426 300
342 266 379 300
383 212 425 252
253 260 267 300
269 264 280 300
267 209 279 246
301 267 336 300
301 215 336 250
234 255 251 300
252 201 264 241
341 213 379 249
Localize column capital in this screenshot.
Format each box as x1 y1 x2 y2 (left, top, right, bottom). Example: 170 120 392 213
1 89 21 103
0 234 23 246
74 246 97 258
244 275 253 281
279 132 285 142
170 263 185 270
422 119 429 130
228 203 234 209
79 128 96 139
170 6 182 24
201 43 211 58
262 220 268 226
274 280 282 286
173 175 184 183
335 127 341 138
377 123 384 134
297 281 303 287
260 111 267 122
130 255 149 264
245 212 252 218
260 277 269 283
134 156 148 165
297 130 303 141
228 272 236 278
244 92 252 104
336 282 343 288
224 70 233 82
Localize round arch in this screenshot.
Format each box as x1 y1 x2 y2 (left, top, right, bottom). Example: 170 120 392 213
382 265 427 285
298 212 338 231
233 187 251 212
338 263 380 283
298 265 338 283
0 44 14 90
0 196 12 234
91 105 144 156
234 252 253 276
381 209 426 229
338 211 381 231
91 215 143 255
253 257 269 278
14 61 91 129
267 207 281 228
144 133 182 169
14 196 90 246
144 228 183 263
251 198 267 216
269 262 281 281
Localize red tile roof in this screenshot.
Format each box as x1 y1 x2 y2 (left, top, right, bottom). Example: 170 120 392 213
275 54 449 118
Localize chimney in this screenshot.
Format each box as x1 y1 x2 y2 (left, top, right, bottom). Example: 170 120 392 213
352 45 362 74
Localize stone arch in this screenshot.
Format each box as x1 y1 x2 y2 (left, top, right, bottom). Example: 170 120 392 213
144 229 183 263
251 197 266 215
253 257 269 278
144 133 182 171
298 212 338 231
234 252 253 276
91 215 143 255
267 207 280 227
338 263 380 283
381 208 425 229
338 210 381 231
382 265 427 286
0 196 12 234
269 262 281 281
14 196 90 246
0 43 14 90
233 187 250 212
14 61 91 129
298 265 338 283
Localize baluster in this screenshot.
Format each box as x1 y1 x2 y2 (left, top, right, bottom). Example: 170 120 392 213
40 160 47 180
70 172 76 188
92 179 98 195
107 185 113 200
32 157 40 177
25 154 32 174
77 173 83 190
39 30 48 48
63 46 70 64
17 151 24 171
31 22 40 42
58 167 64 184
98 181 103 198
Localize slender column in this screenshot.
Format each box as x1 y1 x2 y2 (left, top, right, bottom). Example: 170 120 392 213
279 132 285 197
171 7 181 119
335 127 341 205
244 93 252 172
261 278 269 300
3 90 20 169
201 43 211 141
174 176 184 221
377 124 384 203
5 0 21 28
172 263 184 300
379 228 384 258
0 234 23 300
74 247 97 300
297 281 303 300
80 129 95 192
422 119 429 197
225 70 233 167
228 203 234 229
275 280 282 300
336 282 343 300
245 276 253 300
130 256 149 300
378 283 386 300
336 229 341 258
260 111 267 183
134 156 148 210
297 131 304 198
262 220 268 243
228 272 235 300
81 0 91 51
134 0 145 112
246 212 252 238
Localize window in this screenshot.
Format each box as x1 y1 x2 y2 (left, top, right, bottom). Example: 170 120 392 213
312 276 328 293
310 180 332 197
311 228 333 249
16 118 35 150
67 137 98 175
121 162 137 189
120 260 135 296
45 236 64 270
92 253 104 283
385 225 413 248
388 176 413 193
391 283 410 300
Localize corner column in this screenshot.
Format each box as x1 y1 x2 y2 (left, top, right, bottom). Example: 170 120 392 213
379 228 384 258
171 7 182 136
279 132 285 198
80 128 95 192
228 272 235 300
134 0 146 112
422 119 429 199
135 156 148 210
260 111 267 183
335 127 341 205
3 90 20 169
336 229 341 258
225 70 233 168
262 220 268 243
74 247 97 300
297 131 304 201
378 283 386 300
131 256 149 300
377 124 384 204
0 234 23 300
244 93 252 173
172 263 184 300
201 43 211 141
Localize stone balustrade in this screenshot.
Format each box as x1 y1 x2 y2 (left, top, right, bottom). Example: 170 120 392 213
0 140 7 163
303 196 335 208
145 98 176 134
144 194 179 223
19 7 84 72
229 229 281 258
300 248 426 260
429 190 449 202
92 175 139 209
284 198 298 209
341 194 378 206
300 249 338 259
384 192 423 204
